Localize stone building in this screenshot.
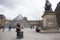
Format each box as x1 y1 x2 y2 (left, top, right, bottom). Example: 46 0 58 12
8 14 43 28
28 20 42 27
0 14 6 27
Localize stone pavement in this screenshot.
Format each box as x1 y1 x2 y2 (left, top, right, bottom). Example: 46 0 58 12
0 28 60 40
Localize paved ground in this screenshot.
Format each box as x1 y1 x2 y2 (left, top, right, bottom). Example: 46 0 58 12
0 28 60 40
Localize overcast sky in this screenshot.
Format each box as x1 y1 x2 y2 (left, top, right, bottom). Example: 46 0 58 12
0 0 60 20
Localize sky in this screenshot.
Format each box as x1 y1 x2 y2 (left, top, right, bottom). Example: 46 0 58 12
0 0 60 20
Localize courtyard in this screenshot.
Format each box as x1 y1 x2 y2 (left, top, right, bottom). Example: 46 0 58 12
0 28 60 40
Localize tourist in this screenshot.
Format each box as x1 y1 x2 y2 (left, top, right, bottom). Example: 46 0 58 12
2 25 5 32
16 23 24 39
8 24 12 31
35 26 41 32
0 24 1 30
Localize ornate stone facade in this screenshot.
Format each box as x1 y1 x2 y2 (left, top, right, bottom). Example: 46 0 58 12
0 14 6 27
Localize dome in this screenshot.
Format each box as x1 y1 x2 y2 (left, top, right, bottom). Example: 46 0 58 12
23 17 27 21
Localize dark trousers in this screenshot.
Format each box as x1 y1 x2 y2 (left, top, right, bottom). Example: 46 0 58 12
36 29 40 32
17 32 20 37
16 31 23 39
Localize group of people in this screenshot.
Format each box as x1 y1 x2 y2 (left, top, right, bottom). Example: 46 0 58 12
0 23 41 39
0 23 24 39
16 23 24 39
30 26 41 32
0 24 12 32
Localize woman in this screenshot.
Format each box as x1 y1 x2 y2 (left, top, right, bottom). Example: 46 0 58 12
16 23 21 38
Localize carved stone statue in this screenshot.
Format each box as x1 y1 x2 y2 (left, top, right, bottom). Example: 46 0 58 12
45 0 52 11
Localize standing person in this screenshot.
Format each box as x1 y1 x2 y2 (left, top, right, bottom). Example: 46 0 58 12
8 24 12 31
20 25 24 33
16 23 21 39
30 26 32 29
0 24 1 30
16 23 24 39
35 26 40 32
21 25 24 29
2 25 5 32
